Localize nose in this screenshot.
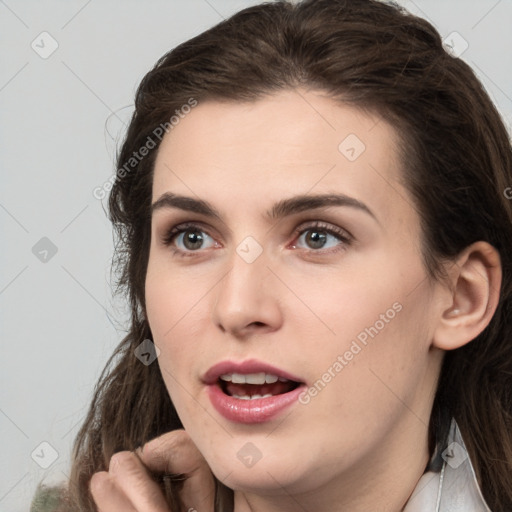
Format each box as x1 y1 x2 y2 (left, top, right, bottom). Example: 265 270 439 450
211 247 283 338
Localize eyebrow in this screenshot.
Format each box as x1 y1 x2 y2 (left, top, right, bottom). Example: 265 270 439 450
151 192 378 223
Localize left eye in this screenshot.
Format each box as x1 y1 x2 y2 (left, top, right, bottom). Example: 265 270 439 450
294 227 348 250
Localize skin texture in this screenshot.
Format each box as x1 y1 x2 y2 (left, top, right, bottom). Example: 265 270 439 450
144 88 501 512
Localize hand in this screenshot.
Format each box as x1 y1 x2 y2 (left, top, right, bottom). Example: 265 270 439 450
90 429 215 512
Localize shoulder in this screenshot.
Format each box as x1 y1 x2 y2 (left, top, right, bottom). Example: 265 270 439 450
30 483 69 512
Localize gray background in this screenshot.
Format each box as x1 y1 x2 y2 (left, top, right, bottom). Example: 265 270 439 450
1 1 511 510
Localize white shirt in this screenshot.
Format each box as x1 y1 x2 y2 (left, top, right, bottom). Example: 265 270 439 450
404 418 491 511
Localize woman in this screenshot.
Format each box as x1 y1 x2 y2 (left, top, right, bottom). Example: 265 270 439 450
32 0 512 510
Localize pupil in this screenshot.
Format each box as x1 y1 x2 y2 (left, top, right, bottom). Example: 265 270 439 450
184 230 203 250
306 230 326 249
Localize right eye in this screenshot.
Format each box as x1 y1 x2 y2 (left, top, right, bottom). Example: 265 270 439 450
162 223 220 256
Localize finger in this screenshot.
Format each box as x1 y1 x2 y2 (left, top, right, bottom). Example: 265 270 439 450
137 430 216 512
137 430 204 474
90 471 138 512
108 451 171 512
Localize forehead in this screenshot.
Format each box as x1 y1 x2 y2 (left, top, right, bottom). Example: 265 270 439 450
152 89 411 227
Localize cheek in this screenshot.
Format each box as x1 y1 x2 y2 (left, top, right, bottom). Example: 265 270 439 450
283 257 422 355
145 262 215 403
145 256 207 343
293 257 434 406
302 283 435 432
145 266 190 376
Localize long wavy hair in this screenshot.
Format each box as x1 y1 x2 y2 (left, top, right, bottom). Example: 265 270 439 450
56 0 512 510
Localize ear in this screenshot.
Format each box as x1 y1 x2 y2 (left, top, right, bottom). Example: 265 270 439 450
433 241 502 351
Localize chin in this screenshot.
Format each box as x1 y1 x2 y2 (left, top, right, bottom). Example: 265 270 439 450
204 444 317 495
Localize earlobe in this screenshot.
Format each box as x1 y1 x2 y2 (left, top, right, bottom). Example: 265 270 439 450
433 241 502 351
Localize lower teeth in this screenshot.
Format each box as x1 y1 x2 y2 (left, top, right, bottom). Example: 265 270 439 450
232 393 274 400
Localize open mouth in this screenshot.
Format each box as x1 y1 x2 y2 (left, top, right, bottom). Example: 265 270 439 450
205 362 306 423
218 372 301 400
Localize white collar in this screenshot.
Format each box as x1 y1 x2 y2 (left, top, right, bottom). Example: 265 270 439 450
404 418 491 511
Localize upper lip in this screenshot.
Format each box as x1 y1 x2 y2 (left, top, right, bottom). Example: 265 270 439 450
202 359 304 385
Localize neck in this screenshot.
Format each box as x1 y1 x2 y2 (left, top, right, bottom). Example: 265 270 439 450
233 417 431 512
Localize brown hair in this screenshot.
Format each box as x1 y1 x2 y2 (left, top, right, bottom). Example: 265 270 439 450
60 0 512 510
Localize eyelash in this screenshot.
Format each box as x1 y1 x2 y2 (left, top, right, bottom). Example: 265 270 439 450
161 221 353 258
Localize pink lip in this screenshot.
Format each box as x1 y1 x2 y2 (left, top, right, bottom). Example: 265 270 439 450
203 359 306 424
207 384 305 424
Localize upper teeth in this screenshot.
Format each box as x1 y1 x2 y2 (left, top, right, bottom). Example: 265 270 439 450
220 373 289 385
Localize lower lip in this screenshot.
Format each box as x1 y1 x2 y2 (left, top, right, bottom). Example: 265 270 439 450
207 383 305 424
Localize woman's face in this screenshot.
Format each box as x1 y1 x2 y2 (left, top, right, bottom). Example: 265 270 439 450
145 89 446 503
